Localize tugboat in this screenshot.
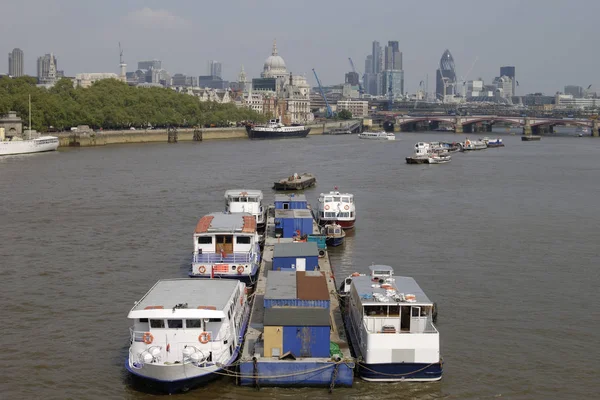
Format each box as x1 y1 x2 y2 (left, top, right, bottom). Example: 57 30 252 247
272 173 316 190
246 117 310 140
339 265 442 382
322 223 346 247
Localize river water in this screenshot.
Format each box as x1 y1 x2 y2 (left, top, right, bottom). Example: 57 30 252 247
1 132 599 400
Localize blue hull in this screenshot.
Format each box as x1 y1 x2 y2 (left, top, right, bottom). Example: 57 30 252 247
238 360 354 387
325 237 345 247
358 361 443 381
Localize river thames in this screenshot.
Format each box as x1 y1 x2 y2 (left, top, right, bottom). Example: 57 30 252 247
1 132 599 400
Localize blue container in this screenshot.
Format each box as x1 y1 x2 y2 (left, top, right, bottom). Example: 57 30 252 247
283 326 331 358
306 235 326 249
263 298 330 309
272 242 319 271
275 194 308 210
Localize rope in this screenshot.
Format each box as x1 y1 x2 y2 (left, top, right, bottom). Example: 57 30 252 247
356 360 440 377
206 360 346 379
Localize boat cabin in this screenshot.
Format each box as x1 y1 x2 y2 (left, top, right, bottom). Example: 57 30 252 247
324 224 343 236
318 191 354 220
224 190 265 225
274 193 308 210
348 265 437 335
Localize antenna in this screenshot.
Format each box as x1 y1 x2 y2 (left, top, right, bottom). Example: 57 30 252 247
119 42 123 64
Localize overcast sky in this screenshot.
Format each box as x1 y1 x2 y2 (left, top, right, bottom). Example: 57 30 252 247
1 0 598 95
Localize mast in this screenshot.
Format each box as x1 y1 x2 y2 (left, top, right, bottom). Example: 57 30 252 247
29 94 31 132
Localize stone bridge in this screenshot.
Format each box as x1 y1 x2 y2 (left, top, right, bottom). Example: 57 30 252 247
395 115 599 136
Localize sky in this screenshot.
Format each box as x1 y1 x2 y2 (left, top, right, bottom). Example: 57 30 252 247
1 0 599 95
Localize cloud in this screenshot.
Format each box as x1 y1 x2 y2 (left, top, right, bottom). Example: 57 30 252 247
125 7 190 29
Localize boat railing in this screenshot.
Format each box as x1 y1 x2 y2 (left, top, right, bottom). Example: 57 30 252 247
362 317 438 334
193 252 252 263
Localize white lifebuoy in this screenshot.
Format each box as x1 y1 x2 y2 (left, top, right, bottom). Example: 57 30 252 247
199 265 206 274
325 205 330 210
344 205 349 210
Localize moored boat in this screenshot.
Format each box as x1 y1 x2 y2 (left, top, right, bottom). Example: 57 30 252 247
125 279 250 394
427 153 451 164
190 212 261 283
322 223 346 247
521 135 541 141
340 265 443 382
224 189 266 229
0 127 59 156
316 188 356 229
358 131 396 140
273 173 316 190
246 118 310 140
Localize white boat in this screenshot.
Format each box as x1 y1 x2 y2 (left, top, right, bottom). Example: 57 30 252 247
481 137 504 147
427 153 451 164
0 133 59 156
224 189 266 229
246 117 310 140
460 138 487 151
340 265 442 382
358 131 396 141
126 279 250 393
190 212 261 283
317 188 356 229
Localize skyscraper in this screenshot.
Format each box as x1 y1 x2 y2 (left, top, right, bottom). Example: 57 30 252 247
500 66 516 95
436 49 457 100
383 41 404 98
137 60 162 70
8 48 24 77
208 60 222 78
371 41 382 74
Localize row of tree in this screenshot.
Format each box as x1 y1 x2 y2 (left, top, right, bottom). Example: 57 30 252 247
0 77 267 132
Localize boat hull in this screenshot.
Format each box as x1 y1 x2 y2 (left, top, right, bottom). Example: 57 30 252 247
0 137 59 156
319 218 355 229
188 266 260 285
273 177 316 190
406 157 428 164
325 236 345 247
248 127 310 140
521 135 541 141
358 361 443 382
238 359 354 387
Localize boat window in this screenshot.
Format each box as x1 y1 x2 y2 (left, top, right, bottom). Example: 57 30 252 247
412 307 421 317
186 319 202 328
333 196 341 202
388 306 400 316
350 212 354 218
364 306 387 317
236 236 251 244
208 318 222 323
342 197 350 203
138 318 148 323
168 319 183 328
198 237 212 244
324 197 332 202
150 319 165 328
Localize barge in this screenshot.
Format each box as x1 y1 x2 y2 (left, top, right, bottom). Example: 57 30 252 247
521 135 541 141
238 204 354 388
273 173 316 191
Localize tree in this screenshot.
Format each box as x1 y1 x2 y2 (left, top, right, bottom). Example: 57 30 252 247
338 109 352 120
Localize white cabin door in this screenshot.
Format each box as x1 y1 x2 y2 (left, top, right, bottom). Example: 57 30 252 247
410 306 426 333
296 258 306 271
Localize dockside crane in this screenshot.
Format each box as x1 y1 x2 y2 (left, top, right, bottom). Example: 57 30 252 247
312 68 333 118
347 58 364 96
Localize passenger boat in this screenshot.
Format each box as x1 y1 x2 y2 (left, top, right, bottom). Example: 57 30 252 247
246 118 310 140
358 131 396 141
316 188 356 229
322 223 346 247
0 134 59 156
460 138 487 151
427 153 451 164
190 212 261 283
481 137 504 147
126 279 250 394
273 173 316 191
406 142 433 164
340 265 442 382
224 189 266 229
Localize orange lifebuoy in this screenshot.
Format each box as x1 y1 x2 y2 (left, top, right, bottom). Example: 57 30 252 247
240 295 244 306
199 332 211 344
143 332 154 344
237 265 244 274
325 205 330 210
351 272 360 277
344 205 349 210
199 265 206 274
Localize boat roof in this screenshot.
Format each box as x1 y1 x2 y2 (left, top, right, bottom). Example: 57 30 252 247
128 279 240 319
273 242 319 258
352 271 432 306
224 189 263 199
194 212 256 234
319 191 354 197
274 193 307 202
274 209 313 219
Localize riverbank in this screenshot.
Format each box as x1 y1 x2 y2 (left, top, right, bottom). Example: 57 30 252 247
57 120 361 147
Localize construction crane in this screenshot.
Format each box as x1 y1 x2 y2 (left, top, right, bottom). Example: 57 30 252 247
387 70 393 110
458 56 479 99
312 68 333 118
347 58 364 96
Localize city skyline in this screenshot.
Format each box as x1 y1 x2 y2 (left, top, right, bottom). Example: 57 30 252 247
1 0 599 94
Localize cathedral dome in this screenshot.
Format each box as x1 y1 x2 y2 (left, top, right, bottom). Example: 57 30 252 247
262 40 287 78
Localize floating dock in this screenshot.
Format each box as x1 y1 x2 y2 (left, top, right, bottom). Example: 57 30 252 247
273 173 316 191
238 206 354 388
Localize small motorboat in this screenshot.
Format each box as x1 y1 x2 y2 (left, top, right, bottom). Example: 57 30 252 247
322 223 346 247
427 154 451 164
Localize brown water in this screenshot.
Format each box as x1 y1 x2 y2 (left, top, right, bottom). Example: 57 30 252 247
1 133 599 400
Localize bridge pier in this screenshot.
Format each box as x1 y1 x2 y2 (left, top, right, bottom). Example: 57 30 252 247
593 120 599 137
454 118 463 133
523 118 532 136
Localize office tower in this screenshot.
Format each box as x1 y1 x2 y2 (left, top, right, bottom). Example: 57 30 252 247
8 48 24 77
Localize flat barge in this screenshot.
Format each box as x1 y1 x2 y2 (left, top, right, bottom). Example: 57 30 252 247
238 205 354 388
521 135 541 141
273 173 316 191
